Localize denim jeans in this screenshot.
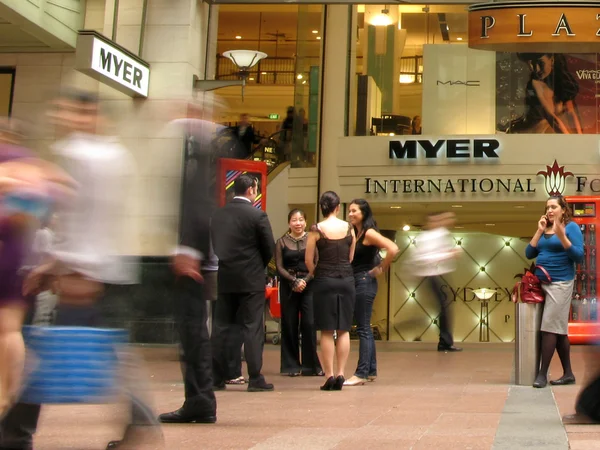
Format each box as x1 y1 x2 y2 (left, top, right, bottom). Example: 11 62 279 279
353 272 378 379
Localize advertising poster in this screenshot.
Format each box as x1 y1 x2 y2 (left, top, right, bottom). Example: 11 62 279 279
496 53 600 134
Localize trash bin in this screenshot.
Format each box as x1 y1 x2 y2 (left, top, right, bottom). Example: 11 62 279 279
515 302 543 386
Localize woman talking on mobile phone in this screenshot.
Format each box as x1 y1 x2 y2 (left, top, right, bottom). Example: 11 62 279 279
526 195 583 388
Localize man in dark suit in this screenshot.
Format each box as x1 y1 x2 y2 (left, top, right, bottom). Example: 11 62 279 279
211 174 275 392
157 116 218 424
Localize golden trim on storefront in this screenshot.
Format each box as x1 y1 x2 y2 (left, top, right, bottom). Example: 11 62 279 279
468 1 600 52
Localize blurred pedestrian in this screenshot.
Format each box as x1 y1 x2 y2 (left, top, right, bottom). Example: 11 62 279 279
411 212 462 353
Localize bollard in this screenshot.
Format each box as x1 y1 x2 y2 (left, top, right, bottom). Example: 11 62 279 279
515 302 543 386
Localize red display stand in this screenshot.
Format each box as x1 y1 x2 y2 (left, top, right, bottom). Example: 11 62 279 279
216 158 268 210
565 196 600 344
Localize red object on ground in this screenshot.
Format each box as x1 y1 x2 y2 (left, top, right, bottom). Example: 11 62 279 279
266 287 280 319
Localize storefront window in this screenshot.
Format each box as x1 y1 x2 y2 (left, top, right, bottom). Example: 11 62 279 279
350 4 469 136
215 5 322 168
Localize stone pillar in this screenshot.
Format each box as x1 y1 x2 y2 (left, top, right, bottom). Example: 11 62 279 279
318 5 355 208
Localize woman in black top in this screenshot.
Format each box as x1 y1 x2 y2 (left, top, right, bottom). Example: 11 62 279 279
306 191 356 390
275 209 323 376
345 199 399 387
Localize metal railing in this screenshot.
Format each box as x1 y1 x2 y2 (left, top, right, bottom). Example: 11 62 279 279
216 55 320 85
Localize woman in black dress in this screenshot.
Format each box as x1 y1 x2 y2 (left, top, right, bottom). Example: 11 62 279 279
275 209 323 376
306 191 356 391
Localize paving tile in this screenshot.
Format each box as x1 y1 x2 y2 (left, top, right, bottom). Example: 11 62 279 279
24 343 596 449
412 435 494 449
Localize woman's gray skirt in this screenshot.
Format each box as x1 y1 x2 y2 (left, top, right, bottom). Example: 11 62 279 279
541 279 575 335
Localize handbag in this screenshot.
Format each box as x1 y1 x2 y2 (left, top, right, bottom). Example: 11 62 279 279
511 264 551 304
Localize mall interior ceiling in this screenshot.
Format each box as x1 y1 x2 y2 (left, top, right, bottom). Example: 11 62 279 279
369 201 542 239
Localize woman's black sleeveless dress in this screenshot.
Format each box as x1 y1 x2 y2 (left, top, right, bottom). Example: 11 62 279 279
311 224 355 331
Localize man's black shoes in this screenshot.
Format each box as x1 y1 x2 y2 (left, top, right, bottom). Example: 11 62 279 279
438 345 463 352
247 380 274 392
158 408 217 424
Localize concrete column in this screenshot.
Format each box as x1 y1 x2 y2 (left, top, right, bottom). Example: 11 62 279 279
317 5 354 206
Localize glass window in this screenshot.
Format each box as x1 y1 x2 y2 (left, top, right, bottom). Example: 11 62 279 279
216 6 323 168
350 4 470 136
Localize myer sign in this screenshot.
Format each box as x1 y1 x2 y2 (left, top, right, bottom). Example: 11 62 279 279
389 138 501 160
75 31 150 98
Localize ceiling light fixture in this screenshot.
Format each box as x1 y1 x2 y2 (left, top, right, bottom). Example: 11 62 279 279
235 35 242 39
193 49 267 101
514 205 526 209
312 30 319 34
390 206 402 209
451 205 462 208
457 37 463 41
371 7 393 26
316 36 321 40
485 223 496 226
402 224 411 231
297 74 303 79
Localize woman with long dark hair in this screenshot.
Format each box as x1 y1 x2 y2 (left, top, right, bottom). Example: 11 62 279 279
526 195 583 388
306 191 356 390
344 199 398 386
275 209 322 377
509 53 582 134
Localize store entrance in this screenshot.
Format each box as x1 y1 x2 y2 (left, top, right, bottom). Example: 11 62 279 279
369 201 541 343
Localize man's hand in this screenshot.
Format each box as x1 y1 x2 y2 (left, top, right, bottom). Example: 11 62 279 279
23 260 56 296
172 254 203 283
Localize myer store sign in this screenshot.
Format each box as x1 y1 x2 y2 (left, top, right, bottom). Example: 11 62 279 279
365 136 599 197
75 31 150 98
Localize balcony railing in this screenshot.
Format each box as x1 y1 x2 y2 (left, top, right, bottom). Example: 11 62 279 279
216 55 319 85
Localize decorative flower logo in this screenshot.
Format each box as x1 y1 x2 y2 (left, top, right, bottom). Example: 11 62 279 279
537 160 573 196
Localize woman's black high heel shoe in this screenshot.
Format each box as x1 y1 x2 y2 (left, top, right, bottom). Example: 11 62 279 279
333 375 345 390
320 376 335 391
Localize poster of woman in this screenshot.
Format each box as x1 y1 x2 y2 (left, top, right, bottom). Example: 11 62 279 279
496 53 599 134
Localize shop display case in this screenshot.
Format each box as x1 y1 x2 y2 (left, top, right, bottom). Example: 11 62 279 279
565 196 600 344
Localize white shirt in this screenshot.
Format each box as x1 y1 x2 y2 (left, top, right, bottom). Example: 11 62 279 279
411 227 457 277
51 133 139 284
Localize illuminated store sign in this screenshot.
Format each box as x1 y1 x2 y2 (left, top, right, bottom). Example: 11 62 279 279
389 138 500 160
366 160 600 196
365 177 535 195
75 31 150 98
468 1 600 52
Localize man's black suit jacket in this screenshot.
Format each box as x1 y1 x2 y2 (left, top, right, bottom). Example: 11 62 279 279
211 198 275 293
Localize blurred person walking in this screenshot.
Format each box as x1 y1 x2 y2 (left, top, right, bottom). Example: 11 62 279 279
411 212 462 353
211 174 276 392
1 90 161 450
275 209 322 377
344 199 398 386
0 119 73 421
305 191 356 391
159 103 220 424
526 196 583 388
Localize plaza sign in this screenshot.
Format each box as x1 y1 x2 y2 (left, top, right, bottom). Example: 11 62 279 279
468 1 600 52
75 31 150 98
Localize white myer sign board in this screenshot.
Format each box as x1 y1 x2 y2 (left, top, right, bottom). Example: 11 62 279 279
75 31 150 98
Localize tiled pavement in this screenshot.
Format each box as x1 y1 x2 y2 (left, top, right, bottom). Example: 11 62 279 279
29 343 600 449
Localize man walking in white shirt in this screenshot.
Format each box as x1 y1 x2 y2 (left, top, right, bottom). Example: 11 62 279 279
412 212 462 352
